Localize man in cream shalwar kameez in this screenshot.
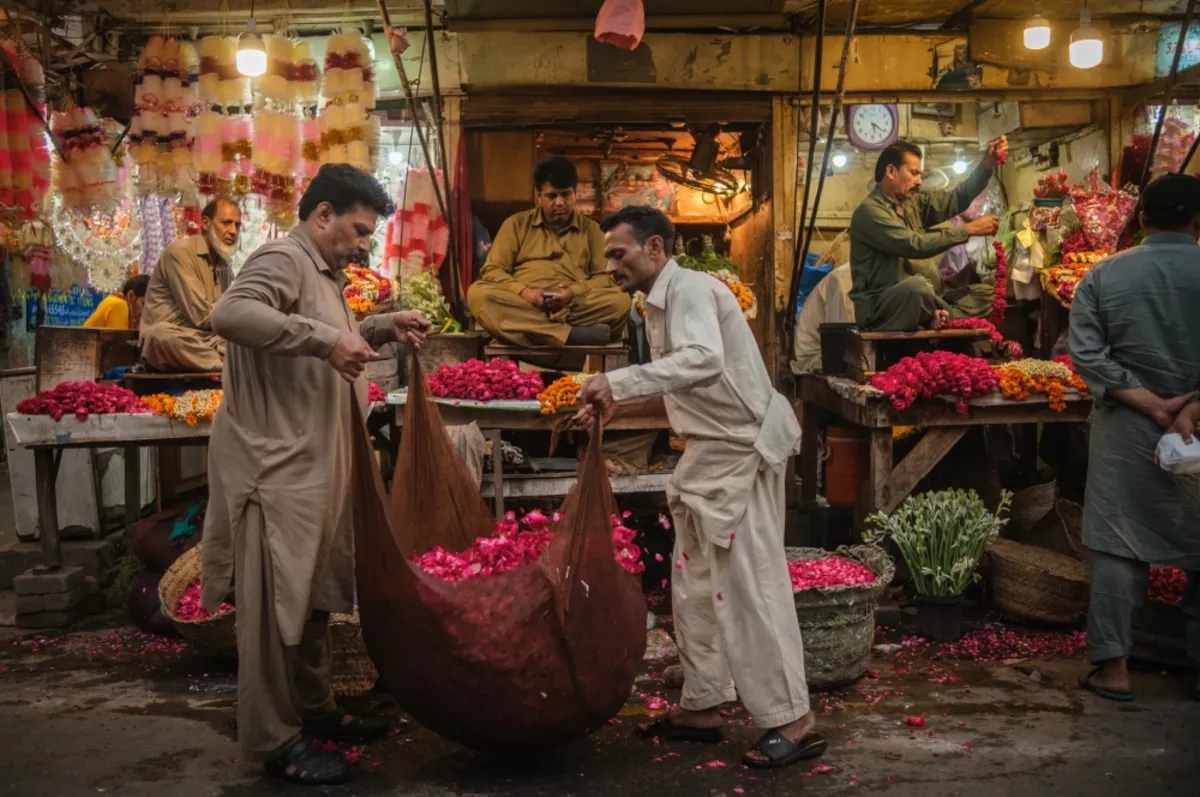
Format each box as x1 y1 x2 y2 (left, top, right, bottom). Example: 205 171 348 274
577 206 825 769
201 165 429 786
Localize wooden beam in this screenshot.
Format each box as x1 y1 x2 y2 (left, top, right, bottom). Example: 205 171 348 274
1123 62 1200 108
877 427 967 514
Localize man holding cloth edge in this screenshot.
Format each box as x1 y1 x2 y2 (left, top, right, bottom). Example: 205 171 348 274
574 206 824 769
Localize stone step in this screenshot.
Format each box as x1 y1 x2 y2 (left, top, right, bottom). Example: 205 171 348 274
0 533 125 590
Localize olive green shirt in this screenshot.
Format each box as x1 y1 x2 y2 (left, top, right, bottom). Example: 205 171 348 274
848 164 993 325
479 207 610 298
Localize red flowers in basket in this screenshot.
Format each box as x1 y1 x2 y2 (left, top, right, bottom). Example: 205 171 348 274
870 350 1000 414
176 580 233 621
787 556 877 591
17 381 154 422
427 358 545 402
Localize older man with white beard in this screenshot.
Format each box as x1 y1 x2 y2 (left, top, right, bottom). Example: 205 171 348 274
139 197 243 372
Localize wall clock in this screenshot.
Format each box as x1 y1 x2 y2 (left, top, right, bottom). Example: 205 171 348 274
845 104 900 151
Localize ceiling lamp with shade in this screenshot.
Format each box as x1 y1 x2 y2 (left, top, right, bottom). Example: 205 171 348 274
236 0 268 77
1069 4 1104 69
1023 12 1052 51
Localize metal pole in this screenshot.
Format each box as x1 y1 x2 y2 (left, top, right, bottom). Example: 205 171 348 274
787 0 827 327
421 0 463 313
1141 0 1198 192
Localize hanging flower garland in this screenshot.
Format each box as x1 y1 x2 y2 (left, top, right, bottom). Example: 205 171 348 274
0 42 51 220
129 36 200 195
50 189 142 293
141 389 223 425
318 29 379 173
51 107 119 210
943 317 1023 359
344 264 394 315
990 240 1008 327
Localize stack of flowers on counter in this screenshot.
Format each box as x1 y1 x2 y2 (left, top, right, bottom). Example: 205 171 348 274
412 509 644 582
537 373 595 415
870 351 1000 415
994 359 1088 412
367 381 387 404
426 358 544 402
141 390 224 426
17 382 153 422
343 264 394 315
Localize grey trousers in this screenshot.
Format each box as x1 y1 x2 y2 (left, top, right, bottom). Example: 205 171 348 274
1087 549 1200 667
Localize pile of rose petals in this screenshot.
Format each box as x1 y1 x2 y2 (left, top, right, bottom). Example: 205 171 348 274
901 627 1086 663
426 358 545 402
17 381 154 421
788 556 878 591
367 381 387 403
175 580 233 622
1148 566 1186 606
413 510 645 582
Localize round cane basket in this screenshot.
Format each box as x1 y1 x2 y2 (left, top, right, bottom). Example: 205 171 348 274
158 545 237 658
985 538 1089 625
785 545 895 690
330 609 378 698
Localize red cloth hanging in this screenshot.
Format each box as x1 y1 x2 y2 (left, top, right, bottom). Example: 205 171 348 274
594 0 645 51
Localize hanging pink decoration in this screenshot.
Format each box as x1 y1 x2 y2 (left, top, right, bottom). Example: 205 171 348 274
52 107 118 209
594 0 646 51
384 167 449 278
0 42 49 218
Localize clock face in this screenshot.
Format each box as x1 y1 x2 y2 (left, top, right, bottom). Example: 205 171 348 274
848 104 899 150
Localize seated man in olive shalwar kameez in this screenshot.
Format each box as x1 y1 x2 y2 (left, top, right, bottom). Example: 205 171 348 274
848 138 1006 331
466 157 631 347
200 165 431 786
576 207 825 770
1070 173 1200 704
138 198 242 371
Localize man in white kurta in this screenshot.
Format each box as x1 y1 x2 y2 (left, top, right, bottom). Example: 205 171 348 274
577 206 825 769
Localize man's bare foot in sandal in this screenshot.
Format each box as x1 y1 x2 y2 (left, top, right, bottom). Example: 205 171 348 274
743 710 826 769
637 706 725 743
264 735 349 786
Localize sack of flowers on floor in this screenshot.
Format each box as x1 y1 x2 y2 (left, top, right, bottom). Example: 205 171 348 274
349 358 646 753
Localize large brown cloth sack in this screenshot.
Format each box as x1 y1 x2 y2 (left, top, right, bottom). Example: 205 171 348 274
351 358 646 753
132 505 204 572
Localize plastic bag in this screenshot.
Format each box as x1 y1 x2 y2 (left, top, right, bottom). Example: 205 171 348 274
594 0 645 50
1068 171 1137 253
1155 432 1200 475
351 360 646 752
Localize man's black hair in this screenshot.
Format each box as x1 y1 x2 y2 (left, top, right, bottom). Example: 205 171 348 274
121 274 150 297
874 141 924 183
1142 173 1200 230
532 157 578 192
599 206 676 254
201 197 239 221
298 164 396 221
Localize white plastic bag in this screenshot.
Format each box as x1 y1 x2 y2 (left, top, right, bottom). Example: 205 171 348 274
1155 433 1200 474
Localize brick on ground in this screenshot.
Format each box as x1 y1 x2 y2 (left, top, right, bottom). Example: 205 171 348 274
13 567 85 596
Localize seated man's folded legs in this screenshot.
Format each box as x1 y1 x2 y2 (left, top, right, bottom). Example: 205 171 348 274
865 275 941 331
566 285 632 343
466 280 571 347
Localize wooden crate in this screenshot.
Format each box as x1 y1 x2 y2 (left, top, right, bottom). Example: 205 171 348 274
35 327 138 392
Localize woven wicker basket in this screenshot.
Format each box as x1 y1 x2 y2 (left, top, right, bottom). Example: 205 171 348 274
158 544 237 658
1008 481 1056 533
785 545 896 690
985 538 1089 625
331 609 378 697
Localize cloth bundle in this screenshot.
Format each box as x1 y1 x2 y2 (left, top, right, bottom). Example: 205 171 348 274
351 359 646 752
0 42 50 218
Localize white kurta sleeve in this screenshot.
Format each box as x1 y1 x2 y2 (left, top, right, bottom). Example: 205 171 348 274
608 285 724 402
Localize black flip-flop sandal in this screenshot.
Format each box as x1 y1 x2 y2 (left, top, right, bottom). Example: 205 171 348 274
1078 667 1133 702
743 729 827 769
637 717 725 743
304 713 389 743
264 737 349 786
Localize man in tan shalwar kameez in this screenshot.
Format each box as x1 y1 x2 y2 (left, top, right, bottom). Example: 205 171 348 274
139 198 242 371
201 165 430 786
576 206 826 770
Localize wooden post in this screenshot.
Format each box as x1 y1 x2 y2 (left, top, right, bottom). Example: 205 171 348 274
33 449 62 571
854 429 893 528
124 445 141 538
799 403 823 506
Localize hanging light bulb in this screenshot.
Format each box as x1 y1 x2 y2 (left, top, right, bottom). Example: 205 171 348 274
953 159 968 175
1024 14 1052 51
237 4 268 78
832 151 848 169
1069 5 1104 69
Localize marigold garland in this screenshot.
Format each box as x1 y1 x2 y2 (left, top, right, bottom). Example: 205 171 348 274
141 389 223 426
537 373 595 415
994 360 1088 412
140 393 177 417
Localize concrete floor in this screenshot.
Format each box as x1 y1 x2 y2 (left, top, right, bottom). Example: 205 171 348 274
1 615 1197 797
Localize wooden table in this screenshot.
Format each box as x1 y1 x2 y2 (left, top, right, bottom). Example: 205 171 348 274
391 393 672 516
5 413 211 572
796 373 1092 521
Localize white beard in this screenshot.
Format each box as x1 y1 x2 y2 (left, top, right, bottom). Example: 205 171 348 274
207 230 239 263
